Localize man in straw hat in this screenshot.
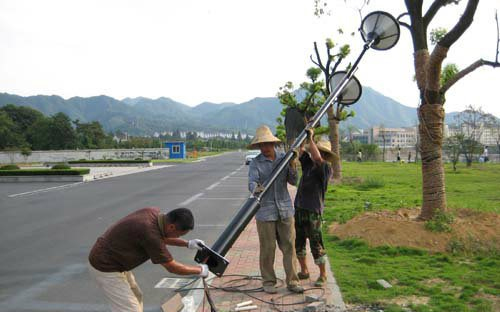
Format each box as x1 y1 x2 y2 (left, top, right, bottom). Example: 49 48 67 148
247 125 304 294
294 128 333 287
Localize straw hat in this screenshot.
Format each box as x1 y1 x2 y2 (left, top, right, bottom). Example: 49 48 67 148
306 139 335 163
248 125 281 149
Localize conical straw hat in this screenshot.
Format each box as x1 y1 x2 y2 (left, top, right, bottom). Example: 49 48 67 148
306 139 335 163
248 125 281 149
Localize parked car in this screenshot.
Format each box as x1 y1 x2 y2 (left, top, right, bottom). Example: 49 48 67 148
245 150 260 165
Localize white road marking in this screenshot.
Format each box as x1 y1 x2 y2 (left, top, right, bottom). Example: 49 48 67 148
193 224 227 227
205 182 220 190
178 192 204 206
8 182 84 198
7 165 173 198
199 197 248 200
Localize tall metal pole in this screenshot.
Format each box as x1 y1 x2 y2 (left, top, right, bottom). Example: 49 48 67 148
196 41 375 274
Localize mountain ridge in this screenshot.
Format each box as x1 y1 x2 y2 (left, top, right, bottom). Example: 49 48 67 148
0 89 461 135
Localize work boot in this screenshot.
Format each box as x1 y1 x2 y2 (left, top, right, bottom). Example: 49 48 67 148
297 272 310 280
314 276 327 287
263 285 277 294
287 284 304 293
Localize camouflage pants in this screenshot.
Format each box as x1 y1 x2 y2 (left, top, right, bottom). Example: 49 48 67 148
294 208 326 264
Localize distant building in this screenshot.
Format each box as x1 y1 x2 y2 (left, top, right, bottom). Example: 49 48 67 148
371 126 417 148
446 123 499 146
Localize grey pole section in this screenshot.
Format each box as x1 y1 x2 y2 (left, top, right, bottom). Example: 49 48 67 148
195 42 375 277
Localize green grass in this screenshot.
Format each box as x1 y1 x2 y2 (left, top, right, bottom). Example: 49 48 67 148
324 162 500 311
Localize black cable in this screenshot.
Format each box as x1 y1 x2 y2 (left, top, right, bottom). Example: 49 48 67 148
203 277 218 312
175 274 326 310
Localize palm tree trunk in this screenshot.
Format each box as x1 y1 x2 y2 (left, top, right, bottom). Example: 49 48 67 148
418 104 447 220
327 108 342 182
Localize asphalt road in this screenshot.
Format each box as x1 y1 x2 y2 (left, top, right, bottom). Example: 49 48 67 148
0 151 250 312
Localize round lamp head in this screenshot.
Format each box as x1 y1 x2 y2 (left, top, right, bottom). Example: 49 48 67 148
329 71 362 105
360 11 400 50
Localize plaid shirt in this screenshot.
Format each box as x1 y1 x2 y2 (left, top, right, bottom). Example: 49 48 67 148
248 149 298 221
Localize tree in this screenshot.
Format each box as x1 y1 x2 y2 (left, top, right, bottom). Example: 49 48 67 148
0 104 45 134
28 112 77 150
444 134 463 171
378 124 387 162
404 1 500 219
490 115 500 162
315 0 500 219
49 113 77 150
0 111 25 149
20 147 32 163
452 105 487 166
276 69 327 148
311 38 354 182
277 36 353 182
75 120 107 149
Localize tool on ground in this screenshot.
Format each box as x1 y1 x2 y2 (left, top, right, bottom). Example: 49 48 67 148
195 10 400 277
236 300 254 308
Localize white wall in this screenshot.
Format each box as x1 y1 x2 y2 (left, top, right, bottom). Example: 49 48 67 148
0 148 168 164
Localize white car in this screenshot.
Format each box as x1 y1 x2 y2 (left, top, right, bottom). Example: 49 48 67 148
245 150 260 165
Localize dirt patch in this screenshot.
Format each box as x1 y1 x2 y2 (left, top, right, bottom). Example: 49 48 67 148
328 208 500 253
382 295 430 306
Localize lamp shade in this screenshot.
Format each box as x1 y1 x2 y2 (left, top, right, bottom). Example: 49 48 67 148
329 71 362 105
360 11 400 50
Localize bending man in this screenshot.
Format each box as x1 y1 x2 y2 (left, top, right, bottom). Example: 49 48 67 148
88 207 208 312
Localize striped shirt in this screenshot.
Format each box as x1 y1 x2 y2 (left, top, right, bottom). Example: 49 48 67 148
248 149 298 221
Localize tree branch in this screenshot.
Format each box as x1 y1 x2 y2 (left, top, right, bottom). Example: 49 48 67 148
495 10 499 63
440 59 500 94
439 0 479 48
310 55 320 67
312 42 326 71
423 0 447 30
405 0 427 50
397 12 411 31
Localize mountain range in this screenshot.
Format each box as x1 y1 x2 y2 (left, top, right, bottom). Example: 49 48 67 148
0 88 460 135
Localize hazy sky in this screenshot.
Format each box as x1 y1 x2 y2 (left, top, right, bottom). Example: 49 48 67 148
1 0 499 117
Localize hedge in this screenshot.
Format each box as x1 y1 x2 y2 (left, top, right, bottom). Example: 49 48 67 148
68 160 150 164
0 169 90 176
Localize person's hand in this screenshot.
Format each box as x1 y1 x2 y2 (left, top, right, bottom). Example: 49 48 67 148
253 184 265 195
305 128 314 141
290 147 299 161
187 239 205 250
199 264 209 278
289 158 299 170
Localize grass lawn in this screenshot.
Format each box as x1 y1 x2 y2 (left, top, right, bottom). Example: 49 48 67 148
324 162 500 312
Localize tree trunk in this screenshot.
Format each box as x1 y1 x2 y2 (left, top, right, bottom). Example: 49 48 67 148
327 107 342 182
418 104 447 220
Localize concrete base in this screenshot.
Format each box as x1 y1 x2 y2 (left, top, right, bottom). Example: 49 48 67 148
0 175 92 183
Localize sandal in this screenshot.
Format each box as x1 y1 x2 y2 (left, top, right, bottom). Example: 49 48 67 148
314 276 327 287
297 272 310 280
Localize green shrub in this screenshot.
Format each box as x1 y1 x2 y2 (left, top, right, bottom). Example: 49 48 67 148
69 159 149 164
0 168 90 176
0 164 20 170
425 210 455 232
51 164 71 170
356 176 386 190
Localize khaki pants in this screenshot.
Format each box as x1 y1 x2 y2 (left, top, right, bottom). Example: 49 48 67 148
88 262 143 312
256 217 299 287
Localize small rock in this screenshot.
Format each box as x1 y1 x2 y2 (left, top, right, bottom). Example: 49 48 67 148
305 294 321 303
304 301 325 312
376 279 392 289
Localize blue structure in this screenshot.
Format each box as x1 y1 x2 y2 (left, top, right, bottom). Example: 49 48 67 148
164 141 186 159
